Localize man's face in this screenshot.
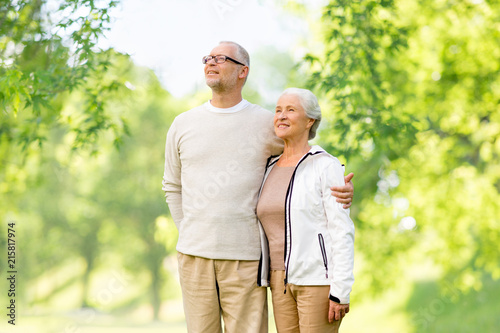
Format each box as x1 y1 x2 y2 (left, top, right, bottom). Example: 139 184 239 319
204 44 243 92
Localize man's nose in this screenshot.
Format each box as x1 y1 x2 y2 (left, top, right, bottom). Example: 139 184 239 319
206 58 217 65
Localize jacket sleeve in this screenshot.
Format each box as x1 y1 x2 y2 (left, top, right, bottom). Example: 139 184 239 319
320 159 355 304
162 118 184 229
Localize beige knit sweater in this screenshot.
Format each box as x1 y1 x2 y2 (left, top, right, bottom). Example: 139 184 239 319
162 100 283 260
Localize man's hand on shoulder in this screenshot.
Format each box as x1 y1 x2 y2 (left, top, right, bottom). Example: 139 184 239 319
331 172 354 209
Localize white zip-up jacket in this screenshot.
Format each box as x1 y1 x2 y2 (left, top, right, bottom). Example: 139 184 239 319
257 145 355 304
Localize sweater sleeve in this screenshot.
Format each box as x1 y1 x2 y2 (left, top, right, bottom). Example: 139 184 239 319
321 159 355 304
162 118 184 229
269 133 284 156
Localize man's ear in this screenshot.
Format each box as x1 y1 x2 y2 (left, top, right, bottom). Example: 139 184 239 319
239 66 249 79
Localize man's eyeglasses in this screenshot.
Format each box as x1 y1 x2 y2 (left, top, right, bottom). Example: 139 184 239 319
202 55 246 66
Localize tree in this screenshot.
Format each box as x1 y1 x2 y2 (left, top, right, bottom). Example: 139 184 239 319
0 1 129 215
1 1 133 306
304 0 500 299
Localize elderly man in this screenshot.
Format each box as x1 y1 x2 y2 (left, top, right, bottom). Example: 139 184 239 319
162 41 353 333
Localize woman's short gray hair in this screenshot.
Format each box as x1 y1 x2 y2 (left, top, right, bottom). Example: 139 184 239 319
280 88 322 140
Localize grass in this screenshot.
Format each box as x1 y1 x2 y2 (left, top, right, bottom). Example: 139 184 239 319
405 274 500 333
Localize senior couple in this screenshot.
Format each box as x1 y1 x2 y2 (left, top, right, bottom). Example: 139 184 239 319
163 41 355 333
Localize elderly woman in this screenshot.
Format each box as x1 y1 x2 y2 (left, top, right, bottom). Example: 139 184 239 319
256 88 355 333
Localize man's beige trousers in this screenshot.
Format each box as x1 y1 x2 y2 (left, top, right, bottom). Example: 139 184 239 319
177 252 268 333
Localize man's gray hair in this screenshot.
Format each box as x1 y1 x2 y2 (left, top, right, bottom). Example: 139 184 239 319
280 87 322 140
219 41 250 67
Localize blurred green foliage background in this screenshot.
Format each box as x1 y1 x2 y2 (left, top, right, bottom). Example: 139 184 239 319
1 0 499 332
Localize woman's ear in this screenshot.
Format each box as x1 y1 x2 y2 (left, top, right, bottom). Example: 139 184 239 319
307 118 315 129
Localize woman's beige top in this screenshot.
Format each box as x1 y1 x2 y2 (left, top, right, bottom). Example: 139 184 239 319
256 165 295 270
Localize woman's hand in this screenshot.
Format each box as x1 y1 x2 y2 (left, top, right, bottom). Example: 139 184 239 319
328 301 350 322
331 172 354 209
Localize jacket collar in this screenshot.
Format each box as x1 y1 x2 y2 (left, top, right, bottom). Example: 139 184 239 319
267 145 326 167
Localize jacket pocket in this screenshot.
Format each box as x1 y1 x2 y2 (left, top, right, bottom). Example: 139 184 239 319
318 233 328 278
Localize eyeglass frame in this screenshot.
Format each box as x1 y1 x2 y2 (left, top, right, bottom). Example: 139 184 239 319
202 54 246 66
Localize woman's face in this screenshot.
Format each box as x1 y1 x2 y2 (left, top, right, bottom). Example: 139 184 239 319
274 94 315 141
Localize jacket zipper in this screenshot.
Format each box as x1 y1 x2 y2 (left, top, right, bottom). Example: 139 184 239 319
318 233 328 278
283 150 324 294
